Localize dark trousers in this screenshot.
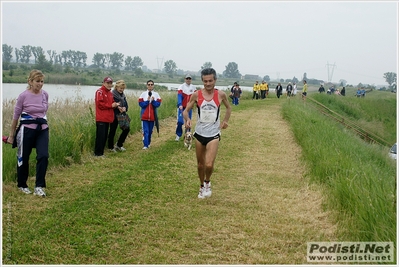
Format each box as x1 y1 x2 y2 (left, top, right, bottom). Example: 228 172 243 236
94 122 110 156
108 117 129 149
17 127 49 188
252 91 259 99
261 90 266 99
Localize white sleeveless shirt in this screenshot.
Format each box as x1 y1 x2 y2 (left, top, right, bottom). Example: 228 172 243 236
194 89 221 137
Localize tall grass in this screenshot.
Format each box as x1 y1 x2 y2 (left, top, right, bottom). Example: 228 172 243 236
312 91 396 144
2 90 177 182
281 96 396 243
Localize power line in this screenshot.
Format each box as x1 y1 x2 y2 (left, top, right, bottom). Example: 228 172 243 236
335 68 383 80
326 62 336 82
156 56 164 71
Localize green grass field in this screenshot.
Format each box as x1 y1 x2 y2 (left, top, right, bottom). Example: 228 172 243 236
2 89 396 264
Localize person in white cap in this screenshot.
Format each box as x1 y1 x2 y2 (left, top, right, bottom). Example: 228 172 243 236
94 76 120 157
175 74 196 141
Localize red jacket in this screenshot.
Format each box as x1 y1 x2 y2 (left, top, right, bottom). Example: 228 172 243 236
95 85 114 123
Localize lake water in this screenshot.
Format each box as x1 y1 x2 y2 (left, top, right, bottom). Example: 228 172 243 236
1 82 256 103
2 83 144 103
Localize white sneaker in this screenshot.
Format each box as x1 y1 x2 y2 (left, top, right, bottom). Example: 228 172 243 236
142 146 148 150
204 181 212 197
198 186 206 199
34 187 46 197
115 145 126 152
19 187 32 194
175 135 180 141
109 148 117 152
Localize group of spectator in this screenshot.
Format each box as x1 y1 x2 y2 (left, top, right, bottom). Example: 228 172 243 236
94 77 162 156
319 84 346 96
319 84 367 97
252 80 301 99
276 82 299 99
356 88 366 97
252 80 270 99
7 68 232 200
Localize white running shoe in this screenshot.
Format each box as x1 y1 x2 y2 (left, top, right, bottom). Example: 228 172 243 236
175 135 180 141
19 187 32 194
198 186 206 199
115 145 126 152
34 187 46 197
142 146 148 150
204 181 212 197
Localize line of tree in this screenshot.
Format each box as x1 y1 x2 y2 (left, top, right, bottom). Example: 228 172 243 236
2 44 244 79
2 44 396 87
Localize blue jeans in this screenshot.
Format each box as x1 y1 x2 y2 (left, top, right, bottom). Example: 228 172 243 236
175 108 192 137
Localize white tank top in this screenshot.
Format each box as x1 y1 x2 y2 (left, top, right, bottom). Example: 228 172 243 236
194 89 220 137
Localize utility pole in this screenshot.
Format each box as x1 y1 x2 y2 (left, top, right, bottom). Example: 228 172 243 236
156 57 164 72
326 61 336 82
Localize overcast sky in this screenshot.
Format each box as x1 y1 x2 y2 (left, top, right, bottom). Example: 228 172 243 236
1 1 398 86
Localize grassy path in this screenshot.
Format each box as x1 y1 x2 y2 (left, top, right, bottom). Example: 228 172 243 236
2 98 337 264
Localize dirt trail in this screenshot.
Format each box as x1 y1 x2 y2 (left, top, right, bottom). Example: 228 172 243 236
212 100 337 263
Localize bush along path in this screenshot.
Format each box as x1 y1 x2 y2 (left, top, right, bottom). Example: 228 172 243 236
2 99 337 264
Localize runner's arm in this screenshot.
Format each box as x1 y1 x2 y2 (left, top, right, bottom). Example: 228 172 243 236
219 91 232 129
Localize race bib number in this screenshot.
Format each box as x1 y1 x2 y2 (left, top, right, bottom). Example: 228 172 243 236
200 109 217 123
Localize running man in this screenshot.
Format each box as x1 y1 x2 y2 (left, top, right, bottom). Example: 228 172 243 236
183 68 232 199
